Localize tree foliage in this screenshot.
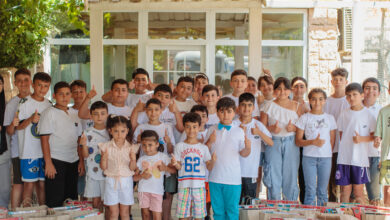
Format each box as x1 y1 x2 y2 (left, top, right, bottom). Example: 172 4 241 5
0 0 86 68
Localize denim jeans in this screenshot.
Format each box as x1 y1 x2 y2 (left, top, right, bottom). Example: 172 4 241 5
263 135 300 201
302 156 332 206
366 157 381 201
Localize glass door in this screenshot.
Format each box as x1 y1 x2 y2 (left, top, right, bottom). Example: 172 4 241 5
147 45 205 85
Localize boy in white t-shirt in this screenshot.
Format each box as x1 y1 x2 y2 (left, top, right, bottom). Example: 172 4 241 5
234 93 273 201
205 97 251 220
192 73 209 104
3 68 32 209
79 79 131 120
362 77 382 205
336 83 376 204
172 112 216 220
174 76 197 114
38 82 83 208
102 68 153 114
323 68 350 202
79 101 110 209
224 69 260 119
16 72 52 205
295 88 337 206
201 85 220 130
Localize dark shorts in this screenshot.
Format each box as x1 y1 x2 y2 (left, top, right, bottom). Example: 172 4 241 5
12 157 23 185
335 164 370 186
164 173 177 194
241 177 257 200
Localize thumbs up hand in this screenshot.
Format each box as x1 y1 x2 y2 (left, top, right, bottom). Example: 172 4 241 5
163 129 171 145
87 85 97 99
270 121 281 134
171 154 178 167
286 120 296 132
312 133 325 147
211 151 217 162
128 80 135 90
31 110 40 123
134 99 145 113
353 131 362 144
251 123 261 136
12 112 20 127
80 132 87 147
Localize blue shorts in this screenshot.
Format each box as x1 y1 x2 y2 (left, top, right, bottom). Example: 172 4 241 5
20 158 45 182
335 164 370 186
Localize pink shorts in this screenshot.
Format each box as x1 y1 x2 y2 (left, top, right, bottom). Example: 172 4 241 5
138 192 163 213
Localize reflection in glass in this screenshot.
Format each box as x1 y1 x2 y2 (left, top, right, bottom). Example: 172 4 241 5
103 12 138 39
214 46 248 94
262 13 303 40
104 45 138 92
148 12 206 40
262 46 303 79
153 50 201 84
50 45 91 91
216 13 249 40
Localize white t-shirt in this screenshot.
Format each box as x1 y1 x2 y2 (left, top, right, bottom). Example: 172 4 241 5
107 103 131 117
38 107 82 163
137 152 170 195
84 127 110 180
17 96 52 159
206 124 245 185
69 108 94 130
234 119 271 178
126 92 152 114
323 96 350 153
337 108 376 167
174 99 197 115
262 101 299 137
366 103 381 157
224 94 260 117
3 96 21 158
205 113 219 130
174 142 211 188
295 113 337 158
133 123 176 155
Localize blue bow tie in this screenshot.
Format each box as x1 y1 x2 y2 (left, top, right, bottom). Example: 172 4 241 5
218 123 232 131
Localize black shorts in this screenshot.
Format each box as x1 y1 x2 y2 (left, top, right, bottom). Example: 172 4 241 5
12 157 23 185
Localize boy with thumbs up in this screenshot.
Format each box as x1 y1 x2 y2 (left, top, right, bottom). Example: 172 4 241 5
234 93 273 201
16 72 52 205
295 88 337 206
336 83 376 203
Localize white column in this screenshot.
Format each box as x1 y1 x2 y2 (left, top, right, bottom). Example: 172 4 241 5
351 1 363 83
249 5 262 79
89 8 104 97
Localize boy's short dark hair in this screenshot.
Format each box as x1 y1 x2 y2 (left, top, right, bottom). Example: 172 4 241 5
70 80 87 90
231 69 248 80
217 97 236 111
195 73 209 82
111 79 128 90
202 84 219 96
183 112 201 126
154 84 173 97
273 77 291 90
54 81 70 94
258 75 274 88
14 68 31 79
90 101 108 113
291 76 308 88
331 68 348 79
177 76 194 87
33 72 51 83
248 76 257 83
308 88 327 100
132 68 149 79
362 77 381 92
345 83 363 94
146 98 162 108
191 105 208 117
239 92 255 104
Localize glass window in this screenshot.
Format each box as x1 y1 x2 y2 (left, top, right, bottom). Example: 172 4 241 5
153 49 201 84
104 45 138 92
103 12 138 39
262 46 303 79
50 45 90 91
215 46 248 94
216 13 249 40
262 13 304 40
51 13 89 38
148 12 206 40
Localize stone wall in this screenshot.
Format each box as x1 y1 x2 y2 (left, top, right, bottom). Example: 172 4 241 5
308 8 339 94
